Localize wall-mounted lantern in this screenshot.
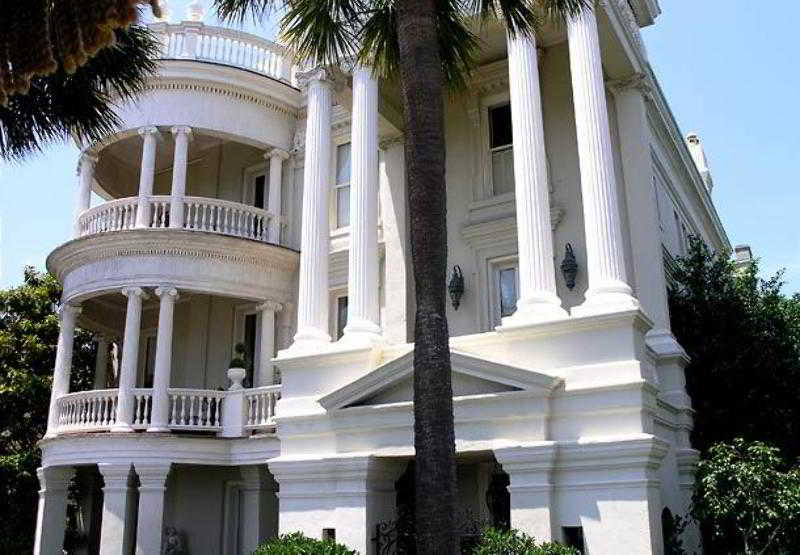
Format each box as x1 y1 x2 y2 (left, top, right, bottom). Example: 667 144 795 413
448 265 465 310
560 243 578 290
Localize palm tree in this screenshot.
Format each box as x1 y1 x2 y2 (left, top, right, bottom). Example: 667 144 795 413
214 0 586 552
0 2 161 160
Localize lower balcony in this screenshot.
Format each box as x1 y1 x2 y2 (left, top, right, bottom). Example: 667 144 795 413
54 385 280 437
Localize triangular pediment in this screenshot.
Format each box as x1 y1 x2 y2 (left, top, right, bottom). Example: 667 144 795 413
319 350 560 410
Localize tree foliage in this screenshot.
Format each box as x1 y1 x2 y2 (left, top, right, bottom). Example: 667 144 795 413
0 268 95 553
669 238 800 458
693 439 800 555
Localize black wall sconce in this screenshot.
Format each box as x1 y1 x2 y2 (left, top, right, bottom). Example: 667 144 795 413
448 265 465 310
560 243 578 290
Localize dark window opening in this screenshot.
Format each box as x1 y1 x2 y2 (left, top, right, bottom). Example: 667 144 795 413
336 296 348 340
244 313 257 387
563 527 585 554
489 104 513 149
323 528 336 541
254 174 266 209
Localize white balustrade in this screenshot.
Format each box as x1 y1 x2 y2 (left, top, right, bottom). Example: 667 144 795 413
150 22 292 83
183 196 275 241
243 386 281 430
78 198 138 236
168 388 226 430
132 388 153 429
56 389 118 432
77 196 281 244
54 385 281 435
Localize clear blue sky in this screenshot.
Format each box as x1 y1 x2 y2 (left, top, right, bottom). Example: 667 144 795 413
1 1 798 293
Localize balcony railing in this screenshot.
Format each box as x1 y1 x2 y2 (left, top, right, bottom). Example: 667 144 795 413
77 196 286 244
150 21 294 84
53 385 281 437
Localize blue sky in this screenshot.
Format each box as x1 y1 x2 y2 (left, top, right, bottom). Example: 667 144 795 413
1 1 798 293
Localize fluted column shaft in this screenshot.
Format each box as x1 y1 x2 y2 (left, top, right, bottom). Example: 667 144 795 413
112 288 146 432
504 33 567 326
293 68 333 346
148 287 178 431
343 66 382 340
169 126 192 229
74 153 97 237
567 6 638 313
136 127 160 228
45 304 81 436
267 149 289 243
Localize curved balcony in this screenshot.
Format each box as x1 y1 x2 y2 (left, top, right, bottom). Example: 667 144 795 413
77 195 285 244
54 385 281 436
150 21 294 84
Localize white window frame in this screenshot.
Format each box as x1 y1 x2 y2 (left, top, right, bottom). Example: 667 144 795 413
488 255 520 328
331 141 351 231
479 92 514 201
243 162 269 210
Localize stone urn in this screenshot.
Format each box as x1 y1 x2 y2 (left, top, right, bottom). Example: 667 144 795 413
227 367 246 390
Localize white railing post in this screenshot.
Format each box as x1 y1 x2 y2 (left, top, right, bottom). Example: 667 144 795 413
221 382 245 438
181 22 203 59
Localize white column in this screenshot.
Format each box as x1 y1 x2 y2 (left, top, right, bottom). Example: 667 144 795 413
169 126 192 229
267 148 289 243
74 153 98 237
567 6 639 316
134 463 172 555
256 301 282 387
494 445 557 542
93 334 110 389
98 464 136 555
292 68 333 348
33 466 74 555
112 287 147 432
45 303 81 437
148 286 178 431
135 126 160 228
342 66 382 342
503 34 567 327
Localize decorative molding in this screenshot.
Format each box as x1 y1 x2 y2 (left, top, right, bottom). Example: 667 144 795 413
607 72 653 99
145 79 299 118
600 0 648 62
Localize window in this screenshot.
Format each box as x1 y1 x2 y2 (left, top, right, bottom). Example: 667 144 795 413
334 143 351 228
143 336 157 388
490 257 519 327
489 104 514 196
336 296 348 340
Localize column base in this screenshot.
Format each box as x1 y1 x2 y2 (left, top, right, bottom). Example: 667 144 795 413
287 327 332 355
572 282 640 317
498 296 569 331
340 319 383 346
110 423 134 433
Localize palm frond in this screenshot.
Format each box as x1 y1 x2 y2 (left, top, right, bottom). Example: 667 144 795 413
358 0 400 79
280 0 364 65
213 0 278 24
0 25 159 161
436 0 479 90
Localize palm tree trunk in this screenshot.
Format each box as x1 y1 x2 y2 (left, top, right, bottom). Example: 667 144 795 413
395 0 458 552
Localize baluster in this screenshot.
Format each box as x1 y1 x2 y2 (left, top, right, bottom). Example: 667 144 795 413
170 394 178 425
188 395 196 426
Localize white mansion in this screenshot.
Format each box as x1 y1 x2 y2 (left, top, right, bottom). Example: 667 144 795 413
34 1 729 554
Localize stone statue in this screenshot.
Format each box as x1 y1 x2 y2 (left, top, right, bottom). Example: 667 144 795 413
162 527 186 555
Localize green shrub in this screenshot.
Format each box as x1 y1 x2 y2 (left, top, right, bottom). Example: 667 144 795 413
472 528 579 555
252 532 357 555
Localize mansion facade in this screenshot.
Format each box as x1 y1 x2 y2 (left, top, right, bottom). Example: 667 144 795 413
34 1 728 554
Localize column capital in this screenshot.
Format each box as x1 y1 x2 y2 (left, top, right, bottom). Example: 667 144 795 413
138 126 161 138
257 300 284 313
170 125 193 139
121 286 148 300
36 466 74 492
266 148 290 161
154 286 180 301
296 66 334 91
98 463 134 490
134 462 172 490
57 303 82 320
608 72 653 98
